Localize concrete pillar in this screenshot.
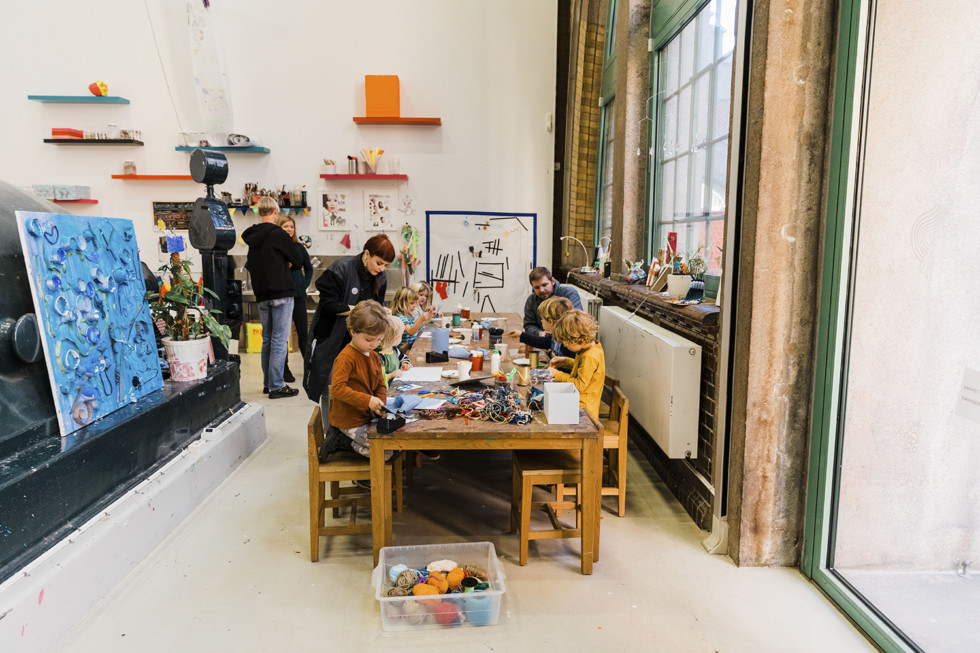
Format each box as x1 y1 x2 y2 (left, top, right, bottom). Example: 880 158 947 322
727 0 838 565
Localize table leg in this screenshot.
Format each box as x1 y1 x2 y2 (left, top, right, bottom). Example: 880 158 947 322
580 437 601 574
370 440 386 567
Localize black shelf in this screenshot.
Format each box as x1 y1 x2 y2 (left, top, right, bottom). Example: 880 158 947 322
44 139 144 145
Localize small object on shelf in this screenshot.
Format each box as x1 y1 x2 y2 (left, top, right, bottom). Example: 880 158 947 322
88 80 108 96
123 160 137 175
361 147 384 173
33 184 91 200
227 133 250 146
51 128 84 139
365 75 400 118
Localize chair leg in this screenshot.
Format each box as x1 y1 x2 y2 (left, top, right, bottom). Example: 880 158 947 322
519 476 532 566
510 457 519 533
394 456 404 513
405 451 415 484
617 448 627 517
310 476 321 562
555 483 565 518
330 481 340 519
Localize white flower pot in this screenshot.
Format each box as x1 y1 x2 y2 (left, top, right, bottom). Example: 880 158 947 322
666 274 692 299
163 336 211 381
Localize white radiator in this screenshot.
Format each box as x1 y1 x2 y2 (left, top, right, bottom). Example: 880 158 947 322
570 285 603 323
598 306 701 459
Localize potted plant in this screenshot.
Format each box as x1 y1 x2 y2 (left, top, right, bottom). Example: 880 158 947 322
147 253 231 381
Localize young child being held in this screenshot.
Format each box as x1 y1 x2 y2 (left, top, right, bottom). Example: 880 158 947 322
546 309 606 418
505 296 577 360
392 286 434 351
321 300 394 461
378 315 411 387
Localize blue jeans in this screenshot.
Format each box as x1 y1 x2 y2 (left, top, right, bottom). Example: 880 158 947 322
258 297 294 391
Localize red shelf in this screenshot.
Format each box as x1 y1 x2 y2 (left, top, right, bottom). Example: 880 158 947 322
112 174 193 180
320 174 408 180
52 199 98 203
352 117 441 125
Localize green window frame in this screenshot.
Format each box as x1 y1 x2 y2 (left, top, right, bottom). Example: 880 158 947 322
803 1 928 651
594 0 619 248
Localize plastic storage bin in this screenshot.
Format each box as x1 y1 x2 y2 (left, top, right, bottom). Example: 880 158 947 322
372 541 506 631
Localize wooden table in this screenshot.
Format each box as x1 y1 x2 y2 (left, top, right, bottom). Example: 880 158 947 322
369 313 602 574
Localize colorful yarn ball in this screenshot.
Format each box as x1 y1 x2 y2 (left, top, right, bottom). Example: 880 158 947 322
427 570 449 594
386 587 411 597
395 569 418 590
400 600 428 625
388 564 409 584
446 567 465 591
432 602 461 626
427 559 457 573
462 564 488 581
412 582 442 607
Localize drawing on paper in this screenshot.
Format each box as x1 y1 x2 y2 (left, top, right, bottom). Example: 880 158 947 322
426 211 537 314
364 191 396 231
16 211 164 436
320 192 348 230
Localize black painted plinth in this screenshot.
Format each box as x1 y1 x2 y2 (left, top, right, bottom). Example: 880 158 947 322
0 361 242 583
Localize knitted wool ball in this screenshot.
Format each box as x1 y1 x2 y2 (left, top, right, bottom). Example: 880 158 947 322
426 559 458 573
427 571 449 594
388 564 409 584
462 564 488 581
432 602 461 626
395 569 419 590
401 600 428 625
412 582 442 607
446 567 465 591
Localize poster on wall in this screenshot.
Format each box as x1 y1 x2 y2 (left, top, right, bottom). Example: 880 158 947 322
319 192 349 230
425 211 537 315
15 211 165 436
152 201 195 231
364 191 396 231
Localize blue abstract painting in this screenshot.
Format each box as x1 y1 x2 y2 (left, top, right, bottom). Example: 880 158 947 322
16 211 164 436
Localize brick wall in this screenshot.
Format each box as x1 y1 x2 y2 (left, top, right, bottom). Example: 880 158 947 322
569 271 720 530
565 16 604 250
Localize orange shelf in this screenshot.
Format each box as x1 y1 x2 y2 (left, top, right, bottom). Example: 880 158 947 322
111 174 193 180
352 117 441 125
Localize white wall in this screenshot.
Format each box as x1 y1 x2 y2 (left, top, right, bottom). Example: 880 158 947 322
0 0 557 300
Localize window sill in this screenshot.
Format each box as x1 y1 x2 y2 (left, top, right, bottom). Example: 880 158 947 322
567 270 720 331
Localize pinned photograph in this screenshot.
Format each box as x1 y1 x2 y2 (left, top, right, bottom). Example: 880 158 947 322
364 191 396 231
320 192 348 230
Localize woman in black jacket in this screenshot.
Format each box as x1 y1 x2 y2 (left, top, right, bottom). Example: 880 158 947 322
304 234 395 415
275 213 314 383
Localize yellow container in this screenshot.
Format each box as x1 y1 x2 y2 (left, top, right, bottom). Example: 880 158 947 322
245 321 263 353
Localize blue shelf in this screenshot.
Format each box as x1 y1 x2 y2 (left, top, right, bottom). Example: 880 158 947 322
175 145 270 154
29 95 130 104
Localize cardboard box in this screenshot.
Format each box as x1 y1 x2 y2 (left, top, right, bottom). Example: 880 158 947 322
245 321 298 354
365 75 400 117
543 382 580 424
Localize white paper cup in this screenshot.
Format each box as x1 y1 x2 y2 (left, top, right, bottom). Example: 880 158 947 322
457 360 472 380
495 343 508 361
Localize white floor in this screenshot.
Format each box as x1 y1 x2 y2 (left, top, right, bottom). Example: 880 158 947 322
54 353 874 652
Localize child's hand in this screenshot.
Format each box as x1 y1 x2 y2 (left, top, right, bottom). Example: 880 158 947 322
504 329 521 338
548 356 566 368
400 360 412 370
389 369 402 380
368 396 386 415
546 366 558 378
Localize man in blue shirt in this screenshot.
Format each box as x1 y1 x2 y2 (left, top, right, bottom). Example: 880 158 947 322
522 266 583 336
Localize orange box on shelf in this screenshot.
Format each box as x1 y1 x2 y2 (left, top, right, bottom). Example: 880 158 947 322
365 75 400 118
52 128 84 138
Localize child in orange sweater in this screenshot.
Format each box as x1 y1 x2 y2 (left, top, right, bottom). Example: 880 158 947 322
546 309 605 418
320 300 393 461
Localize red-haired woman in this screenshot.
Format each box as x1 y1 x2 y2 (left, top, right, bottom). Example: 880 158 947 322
305 235 395 429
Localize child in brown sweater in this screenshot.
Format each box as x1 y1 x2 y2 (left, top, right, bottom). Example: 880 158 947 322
320 300 393 461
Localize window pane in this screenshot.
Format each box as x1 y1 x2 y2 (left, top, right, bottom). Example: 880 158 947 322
710 139 728 211
694 74 711 146
599 98 616 243
654 0 735 277
677 86 691 153
680 22 696 83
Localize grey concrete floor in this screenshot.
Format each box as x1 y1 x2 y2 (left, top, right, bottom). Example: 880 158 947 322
54 353 874 652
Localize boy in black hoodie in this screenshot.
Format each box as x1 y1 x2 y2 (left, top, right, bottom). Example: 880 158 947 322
242 197 301 398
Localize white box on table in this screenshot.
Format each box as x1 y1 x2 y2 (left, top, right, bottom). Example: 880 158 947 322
544 382 580 424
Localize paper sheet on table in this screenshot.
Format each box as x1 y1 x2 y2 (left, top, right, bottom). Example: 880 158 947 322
419 332 433 338
398 366 443 382
414 398 445 411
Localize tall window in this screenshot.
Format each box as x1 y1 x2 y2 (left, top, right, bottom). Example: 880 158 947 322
594 0 618 250
653 0 735 274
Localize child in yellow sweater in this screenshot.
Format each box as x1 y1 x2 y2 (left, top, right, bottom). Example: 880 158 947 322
546 309 605 418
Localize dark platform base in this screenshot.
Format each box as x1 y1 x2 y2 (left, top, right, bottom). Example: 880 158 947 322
0 361 241 583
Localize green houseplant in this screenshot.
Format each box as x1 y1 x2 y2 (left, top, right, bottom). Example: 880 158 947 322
146 253 231 381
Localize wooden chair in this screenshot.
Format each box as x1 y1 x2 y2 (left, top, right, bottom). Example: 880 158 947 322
557 387 630 516
510 411 603 566
307 406 402 562
597 375 620 419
